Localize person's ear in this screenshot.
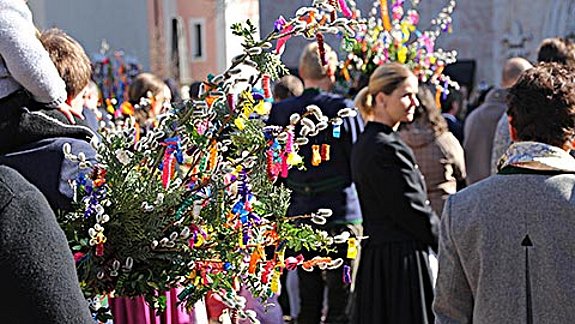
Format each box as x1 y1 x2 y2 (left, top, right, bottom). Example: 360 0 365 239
376 92 386 109
563 137 575 152
508 115 519 142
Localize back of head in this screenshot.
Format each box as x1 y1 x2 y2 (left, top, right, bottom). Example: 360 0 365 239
164 77 182 103
413 85 448 136
439 85 463 114
354 62 414 119
128 72 166 104
188 81 203 100
537 37 575 66
501 57 533 88
273 75 304 101
298 42 338 81
128 72 168 125
507 62 575 147
39 28 92 98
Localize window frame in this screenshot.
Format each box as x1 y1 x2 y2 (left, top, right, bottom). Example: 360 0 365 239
189 17 206 62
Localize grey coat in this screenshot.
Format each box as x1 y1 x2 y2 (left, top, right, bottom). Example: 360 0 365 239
433 172 575 323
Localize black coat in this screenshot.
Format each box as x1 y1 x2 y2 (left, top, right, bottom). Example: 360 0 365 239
267 88 363 225
0 138 97 212
0 166 93 323
351 122 438 251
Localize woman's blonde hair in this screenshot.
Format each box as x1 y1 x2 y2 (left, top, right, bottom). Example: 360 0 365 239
354 62 414 119
298 42 338 80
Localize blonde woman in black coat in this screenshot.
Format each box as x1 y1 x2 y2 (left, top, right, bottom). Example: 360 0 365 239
351 62 439 324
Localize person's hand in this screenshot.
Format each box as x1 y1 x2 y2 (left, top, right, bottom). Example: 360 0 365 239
57 102 84 124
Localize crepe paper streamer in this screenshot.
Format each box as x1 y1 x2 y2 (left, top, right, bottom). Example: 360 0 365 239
312 145 322 166
96 243 104 257
262 74 271 99
248 246 264 274
286 152 303 167
254 101 268 115
380 0 392 31
285 254 304 271
347 237 358 259
321 144 330 162
262 261 275 284
266 149 278 181
234 117 246 130
275 248 286 267
316 33 327 66
338 0 353 18
398 46 408 64
435 87 442 112
227 93 235 113
333 124 341 138
159 137 184 188
391 1 404 21
343 265 351 284
208 141 218 171
270 269 282 293
275 23 294 56
274 15 286 32
442 80 449 101
302 256 333 271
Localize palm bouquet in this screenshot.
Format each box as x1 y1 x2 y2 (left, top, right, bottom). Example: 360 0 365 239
337 0 459 100
60 1 360 322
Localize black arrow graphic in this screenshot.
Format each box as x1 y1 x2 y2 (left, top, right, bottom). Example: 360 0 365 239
521 234 533 324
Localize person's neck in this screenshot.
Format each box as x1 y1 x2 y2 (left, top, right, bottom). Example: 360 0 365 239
67 96 85 116
373 112 400 131
303 78 332 92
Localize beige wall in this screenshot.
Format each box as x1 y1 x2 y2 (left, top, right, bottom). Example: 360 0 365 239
175 0 259 84
176 0 220 83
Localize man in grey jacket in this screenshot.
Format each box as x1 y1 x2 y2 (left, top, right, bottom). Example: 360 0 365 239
434 62 575 323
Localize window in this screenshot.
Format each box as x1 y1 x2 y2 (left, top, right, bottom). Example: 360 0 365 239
189 18 206 61
170 18 181 79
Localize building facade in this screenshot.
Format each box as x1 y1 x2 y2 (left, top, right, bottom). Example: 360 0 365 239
29 0 259 86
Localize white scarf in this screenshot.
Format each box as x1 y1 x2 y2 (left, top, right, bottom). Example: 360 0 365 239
497 141 575 173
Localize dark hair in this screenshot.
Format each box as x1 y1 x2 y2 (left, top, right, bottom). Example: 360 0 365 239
128 72 167 125
507 62 575 147
128 72 166 105
188 81 203 100
412 85 449 136
537 37 575 66
273 75 304 101
439 86 463 114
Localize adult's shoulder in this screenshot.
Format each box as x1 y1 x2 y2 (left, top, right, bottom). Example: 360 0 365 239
0 166 35 197
321 92 353 108
437 132 464 153
0 166 20 212
364 129 406 164
268 94 309 126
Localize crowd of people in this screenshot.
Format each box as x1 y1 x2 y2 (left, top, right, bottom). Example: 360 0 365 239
2 0 575 323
